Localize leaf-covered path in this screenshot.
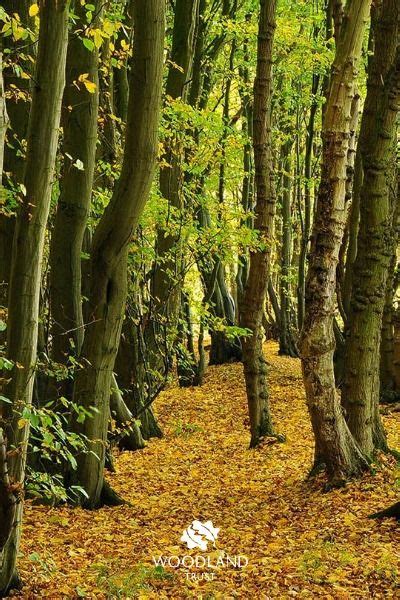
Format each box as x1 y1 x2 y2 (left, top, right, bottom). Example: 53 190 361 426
17 343 400 598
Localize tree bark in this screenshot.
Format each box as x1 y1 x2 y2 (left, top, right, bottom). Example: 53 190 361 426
299 0 371 484
279 139 297 357
109 374 144 451
50 0 101 366
0 59 14 558
69 0 165 508
342 0 400 457
297 73 319 332
0 1 70 593
150 0 198 356
239 0 277 448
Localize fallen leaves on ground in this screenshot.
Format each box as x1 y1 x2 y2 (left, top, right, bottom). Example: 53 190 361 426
14 342 400 598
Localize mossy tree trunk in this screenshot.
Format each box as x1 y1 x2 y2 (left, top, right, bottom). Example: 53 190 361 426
0 1 70 593
239 0 277 448
70 0 165 509
342 0 400 457
299 0 371 484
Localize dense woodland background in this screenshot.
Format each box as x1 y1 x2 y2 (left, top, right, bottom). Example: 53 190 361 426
0 0 399 596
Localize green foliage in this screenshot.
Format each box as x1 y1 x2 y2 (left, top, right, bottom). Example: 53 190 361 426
93 562 173 598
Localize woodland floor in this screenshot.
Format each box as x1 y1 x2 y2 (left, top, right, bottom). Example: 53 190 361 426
12 342 400 599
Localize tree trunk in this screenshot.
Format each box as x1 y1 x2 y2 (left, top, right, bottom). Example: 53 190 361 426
150 0 198 359
109 375 144 451
279 140 297 357
299 0 371 484
50 0 101 366
69 0 165 508
0 53 8 187
0 58 15 557
0 1 70 593
380 249 399 397
0 1 31 311
342 0 400 457
239 0 277 448
297 73 319 331
115 308 163 442
126 0 199 418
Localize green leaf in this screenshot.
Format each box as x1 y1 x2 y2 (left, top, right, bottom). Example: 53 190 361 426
82 38 94 52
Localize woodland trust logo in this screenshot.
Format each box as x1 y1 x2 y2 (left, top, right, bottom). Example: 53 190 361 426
181 519 220 550
152 519 248 581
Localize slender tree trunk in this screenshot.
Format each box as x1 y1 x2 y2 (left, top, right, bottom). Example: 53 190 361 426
239 0 277 448
150 0 198 353
0 1 70 593
0 55 15 558
0 54 8 186
380 242 399 397
127 0 198 419
342 146 363 316
69 0 165 508
0 1 31 310
115 305 163 442
342 0 400 457
207 38 242 364
113 0 133 124
299 0 371 484
336 91 360 325
109 375 144 450
97 38 117 189
50 1 101 366
297 73 319 331
279 139 297 357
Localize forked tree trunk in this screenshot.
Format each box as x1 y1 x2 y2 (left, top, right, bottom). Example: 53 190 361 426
50 0 101 366
70 0 165 508
342 0 400 457
239 0 277 448
299 0 371 484
0 1 70 593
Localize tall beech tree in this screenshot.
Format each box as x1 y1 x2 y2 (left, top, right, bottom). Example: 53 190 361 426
342 0 400 457
114 0 199 441
240 0 277 448
70 0 165 508
299 0 371 483
0 1 70 593
49 0 101 366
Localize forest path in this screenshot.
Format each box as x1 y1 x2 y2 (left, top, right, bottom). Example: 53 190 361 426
19 342 400 598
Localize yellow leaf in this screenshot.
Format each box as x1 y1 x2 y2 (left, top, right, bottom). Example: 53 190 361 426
83 79 97 94
17 418 28 429
29 3 39 17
